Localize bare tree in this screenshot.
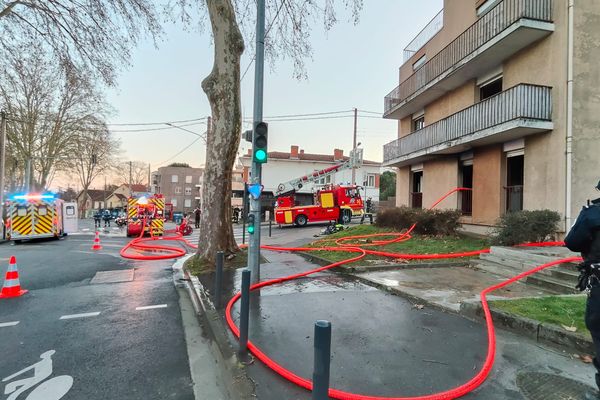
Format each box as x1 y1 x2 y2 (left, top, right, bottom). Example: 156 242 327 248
0 45 107 190
0 0 162 86
116 161 149 187
71 119 120 217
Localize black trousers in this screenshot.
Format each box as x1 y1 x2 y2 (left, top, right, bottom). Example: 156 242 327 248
586 285 600 390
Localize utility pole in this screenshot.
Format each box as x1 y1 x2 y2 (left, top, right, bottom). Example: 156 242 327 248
129 161 133 196
0 111 6 227
352 108 358 185
104 176 107 210
24 159 31 192
147 164 151 192
248 0 266 284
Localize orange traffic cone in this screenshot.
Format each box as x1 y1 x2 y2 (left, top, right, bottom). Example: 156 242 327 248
91 231 103 250
0 256 28 299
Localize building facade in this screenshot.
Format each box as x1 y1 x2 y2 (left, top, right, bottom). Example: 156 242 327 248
382 0 600 233
240 145 382 202
151 166 204 214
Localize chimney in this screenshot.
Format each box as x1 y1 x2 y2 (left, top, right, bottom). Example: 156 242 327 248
290 145 299 159
300 149 305 155
334 148 344 161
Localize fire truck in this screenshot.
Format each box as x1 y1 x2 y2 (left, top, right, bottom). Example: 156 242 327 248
274 149 365 226
5 193 76 241
126 194 165 237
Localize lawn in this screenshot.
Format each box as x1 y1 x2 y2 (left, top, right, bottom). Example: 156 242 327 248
490 296 588 335
303 225 490 264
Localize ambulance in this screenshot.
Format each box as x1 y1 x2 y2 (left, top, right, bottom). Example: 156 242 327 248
5 193 77 241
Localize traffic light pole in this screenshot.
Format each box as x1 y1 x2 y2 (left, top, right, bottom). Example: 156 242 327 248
248 0 266 284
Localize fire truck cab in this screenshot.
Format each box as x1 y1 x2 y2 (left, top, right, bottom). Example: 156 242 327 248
126 194 165 237
275 185 364 226
5 193 73 241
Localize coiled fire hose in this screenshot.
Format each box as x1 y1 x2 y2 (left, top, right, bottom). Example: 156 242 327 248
120 189 582 399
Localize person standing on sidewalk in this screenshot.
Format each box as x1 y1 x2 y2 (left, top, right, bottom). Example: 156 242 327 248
193 206 201 229
565 180 600 399
360 197 374 224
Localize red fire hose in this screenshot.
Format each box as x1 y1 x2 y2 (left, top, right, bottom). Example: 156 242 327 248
121 188 582 399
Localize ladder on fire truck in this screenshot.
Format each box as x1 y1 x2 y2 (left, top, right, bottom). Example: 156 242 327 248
275 148 363 195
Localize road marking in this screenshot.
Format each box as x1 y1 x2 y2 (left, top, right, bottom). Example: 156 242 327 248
136 304 168 311
0 321 19 328
59 312 101 320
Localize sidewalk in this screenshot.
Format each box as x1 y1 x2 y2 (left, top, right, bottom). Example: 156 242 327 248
191 242 596 399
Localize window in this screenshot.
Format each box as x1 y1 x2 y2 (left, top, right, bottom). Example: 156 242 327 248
184 199 191 208
479 77 503 100
412 116 425 132
171 175 178 183
171 199 178 207
66 206 75 216
38 206 48 216
175 187 182 194
185 175 192 184
413 55 427 71
363 174 376 188
185 187 192 195
17 206 27 217
411 170 423 209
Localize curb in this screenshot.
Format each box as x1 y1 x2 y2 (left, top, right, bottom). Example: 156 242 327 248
460 299 594 354
179 261 255 400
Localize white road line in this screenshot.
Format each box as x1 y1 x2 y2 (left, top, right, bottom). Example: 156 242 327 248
59 312 101 320
136 304 168 311
0 321 20 328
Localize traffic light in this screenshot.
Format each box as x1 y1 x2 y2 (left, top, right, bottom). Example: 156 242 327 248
247 214 256 234
253 122 268 164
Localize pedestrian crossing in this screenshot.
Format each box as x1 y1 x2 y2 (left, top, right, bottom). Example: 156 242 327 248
184 228 246 245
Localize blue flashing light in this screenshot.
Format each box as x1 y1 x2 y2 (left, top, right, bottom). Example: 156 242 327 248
10 193 56 201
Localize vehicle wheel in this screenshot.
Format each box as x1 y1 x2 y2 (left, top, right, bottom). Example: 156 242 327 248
295 214 308 227
340 210 352 224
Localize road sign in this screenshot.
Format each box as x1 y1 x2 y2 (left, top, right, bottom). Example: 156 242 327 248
247 184 264 200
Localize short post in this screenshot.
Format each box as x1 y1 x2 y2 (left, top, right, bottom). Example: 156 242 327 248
312 320 332 400
239 269 251 356
214 251 224 309
269 218 272 237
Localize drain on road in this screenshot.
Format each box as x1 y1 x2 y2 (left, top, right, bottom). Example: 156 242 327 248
90 269 135 284
517 371 595 400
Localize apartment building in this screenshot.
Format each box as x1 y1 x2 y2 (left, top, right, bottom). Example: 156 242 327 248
151 166 204 213
382 0 599 233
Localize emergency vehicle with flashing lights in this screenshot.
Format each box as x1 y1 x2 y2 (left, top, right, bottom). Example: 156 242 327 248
126 194 166 237
275 185 364 226
5 193 75 241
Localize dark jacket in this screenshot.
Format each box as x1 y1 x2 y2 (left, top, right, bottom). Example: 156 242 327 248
565 198 600 262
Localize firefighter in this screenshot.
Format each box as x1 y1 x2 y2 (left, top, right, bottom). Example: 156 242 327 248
194 206 201 229
360 197 374 224
233 207 241 224
102 209 112 227
565 180 600 399
93 209 102 229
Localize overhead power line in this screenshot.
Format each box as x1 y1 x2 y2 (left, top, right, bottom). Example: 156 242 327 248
108 121 205 133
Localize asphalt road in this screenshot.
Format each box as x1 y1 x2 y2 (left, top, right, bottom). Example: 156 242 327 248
0 235 196 400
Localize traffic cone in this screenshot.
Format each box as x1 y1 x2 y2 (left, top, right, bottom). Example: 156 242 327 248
91 231 103 250
0 256 28 299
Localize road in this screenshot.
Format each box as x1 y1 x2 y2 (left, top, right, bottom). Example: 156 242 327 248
0 232 226 400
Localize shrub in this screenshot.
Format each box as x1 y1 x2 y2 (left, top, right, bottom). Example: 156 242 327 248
492 209 561 246
375 206 462 236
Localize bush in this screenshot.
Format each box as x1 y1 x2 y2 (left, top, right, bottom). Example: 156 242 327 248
375 206 462 236
492 209 561 246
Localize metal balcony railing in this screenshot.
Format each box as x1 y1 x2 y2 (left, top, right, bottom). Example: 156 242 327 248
385 0 553 115
505 185 524 212
460 189 473 216
383 84 552 163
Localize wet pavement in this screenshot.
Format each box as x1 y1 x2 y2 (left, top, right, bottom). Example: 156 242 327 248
198 241 596 399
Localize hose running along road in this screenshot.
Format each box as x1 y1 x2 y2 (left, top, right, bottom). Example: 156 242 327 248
120 188 582 399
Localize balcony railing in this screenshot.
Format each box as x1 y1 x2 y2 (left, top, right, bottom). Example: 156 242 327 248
383 84 552 163
460 189 473 216
385 0 553 115
505 185 524 212
411 192 423 209
403 9 444 62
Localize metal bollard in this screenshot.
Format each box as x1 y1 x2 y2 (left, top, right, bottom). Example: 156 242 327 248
214 251 224 309
312 320 332 400
269 219 272 237
239 269 251 355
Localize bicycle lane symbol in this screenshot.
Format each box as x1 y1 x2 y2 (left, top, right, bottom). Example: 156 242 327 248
2 350 73 400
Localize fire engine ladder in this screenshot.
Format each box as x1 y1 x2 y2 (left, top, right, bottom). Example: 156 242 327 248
276 148 363 195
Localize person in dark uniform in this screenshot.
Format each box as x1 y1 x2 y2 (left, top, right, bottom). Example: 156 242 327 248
102 209 111 227
360 197 374 224
233 207 241 224
194 206 201 229
93 209 102 229
565 180 600 399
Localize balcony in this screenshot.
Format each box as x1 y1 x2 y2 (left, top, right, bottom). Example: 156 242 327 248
384 0 554 119
383 84 552 167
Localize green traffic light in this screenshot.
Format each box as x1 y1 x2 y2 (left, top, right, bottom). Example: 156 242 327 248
247 225 255 234
254 149 267 163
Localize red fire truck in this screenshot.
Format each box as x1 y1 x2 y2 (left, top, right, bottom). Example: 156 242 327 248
275 185 364 226
126 194 165 237
274 149 365 226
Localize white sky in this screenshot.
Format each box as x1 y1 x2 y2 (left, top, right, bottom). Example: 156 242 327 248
57 1 443 190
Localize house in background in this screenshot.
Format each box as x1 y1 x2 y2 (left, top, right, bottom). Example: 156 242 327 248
240 145 382 202
76 189 107 218
151 165 204 214
113 184 149 198
382 0 600 234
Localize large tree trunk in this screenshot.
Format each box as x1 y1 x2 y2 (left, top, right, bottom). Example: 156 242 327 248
197 0 244 265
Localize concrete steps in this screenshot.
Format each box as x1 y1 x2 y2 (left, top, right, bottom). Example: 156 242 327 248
471 246 580 295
